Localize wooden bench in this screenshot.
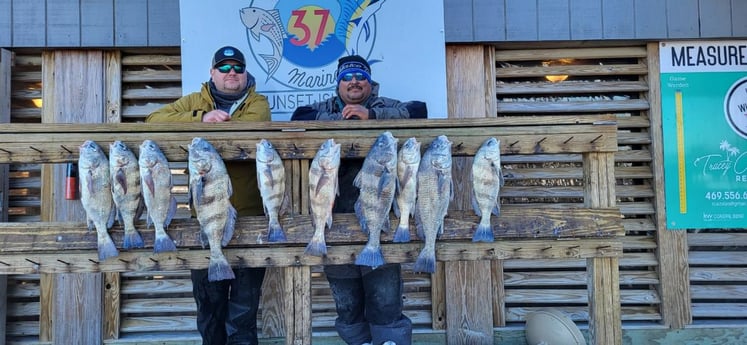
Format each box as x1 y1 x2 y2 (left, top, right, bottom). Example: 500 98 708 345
0 116 623 344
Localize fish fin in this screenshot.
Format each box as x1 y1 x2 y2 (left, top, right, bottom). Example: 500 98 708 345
208 256 235 282
412 248 436 274
393 222 411 243
226 177 234 198
199 231 209 249
153 235 177 253
382 215 391 233
267 219 287 242
123 230 145 249
164 196 177 228
355 245 385 268
97 236 119 261
449 178 455 201
353 170 362 188
114 168 127 194
304 239 328 257
437 221 444 237
354 199 368 233
86 218 95 232
135 197 146 221
471 192 482 217
260 54 279 75
106 204 117 229
143 170 155 195
279 189 291 216
492 203 501 217
377 170 391 198
145 213 153 229
222 206 237 247
499 168 505 187
392 199 401 218
472 224 495 242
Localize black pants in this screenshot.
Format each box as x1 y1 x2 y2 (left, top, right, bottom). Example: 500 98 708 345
324 263 413 345
191 267 266 345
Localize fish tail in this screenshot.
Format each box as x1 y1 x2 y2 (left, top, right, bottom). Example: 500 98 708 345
392 223 411 243
472 223 495 242
354 245 385 268
267 219 287 242
413 248 436 274
153 233 177 253
304 237 328 257
122 228 145 249
208 255 235 282
98 236 119 261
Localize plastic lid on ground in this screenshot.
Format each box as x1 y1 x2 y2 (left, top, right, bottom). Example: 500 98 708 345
525 308 587 345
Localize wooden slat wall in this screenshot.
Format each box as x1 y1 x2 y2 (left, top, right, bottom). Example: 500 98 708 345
3 1 747 48
443 0 747 42
495 45 662 325
1 47 10 345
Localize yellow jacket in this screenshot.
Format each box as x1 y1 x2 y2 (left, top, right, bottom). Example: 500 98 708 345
146 82 270 217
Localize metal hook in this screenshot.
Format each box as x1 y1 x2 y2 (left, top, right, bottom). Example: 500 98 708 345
0 148 11 154
29 146 42 153
536 137 547 145
119 258 130 264
0 260 10 266
149 258 159 264
57 259 71 265
60 145 73 153
563 136 574 144
509 140 519 147
88 259 100 265
25 258 40 265
179 145 189 152
590 135 603 143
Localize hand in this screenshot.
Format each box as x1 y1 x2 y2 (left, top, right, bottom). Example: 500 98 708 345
203 110 231 122
342 104 369 120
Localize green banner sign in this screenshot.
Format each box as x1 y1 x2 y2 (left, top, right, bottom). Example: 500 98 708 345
660 41 747 229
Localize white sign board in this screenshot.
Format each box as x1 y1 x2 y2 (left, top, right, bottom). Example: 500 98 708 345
180 0 447 121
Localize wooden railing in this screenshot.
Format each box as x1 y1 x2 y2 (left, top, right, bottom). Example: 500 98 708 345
0 116 623 345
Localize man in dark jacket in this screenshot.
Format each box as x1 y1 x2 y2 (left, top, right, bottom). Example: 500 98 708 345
292 55 426 345
147 45 269 345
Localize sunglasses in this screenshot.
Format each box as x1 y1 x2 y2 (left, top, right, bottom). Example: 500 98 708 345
216 64 245 74
340 72 369 82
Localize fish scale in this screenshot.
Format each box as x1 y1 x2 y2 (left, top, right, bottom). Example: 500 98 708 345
353 131 398 267
139 140 178 253
78 140 119 261
109 141 145 250
413 135 453 274
188 137 236 282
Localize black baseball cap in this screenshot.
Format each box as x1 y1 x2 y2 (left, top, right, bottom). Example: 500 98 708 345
212 46 246 67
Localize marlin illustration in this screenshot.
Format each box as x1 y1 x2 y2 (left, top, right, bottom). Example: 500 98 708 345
240 7 287 81
335 0 386 55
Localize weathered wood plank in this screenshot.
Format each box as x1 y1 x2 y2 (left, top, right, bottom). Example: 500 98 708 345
260 267 285 339
0 207 625 252
498 64 648 78
0 274 5 345
0 239 623 275
445 261 493 344
647 42 691 328
688 232 747 247
53 273 102 344
497 99 650 113
497 80 649 95
104 272 121 340
495 46 648 61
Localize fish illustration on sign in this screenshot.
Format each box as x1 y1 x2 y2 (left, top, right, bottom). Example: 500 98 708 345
240 7 287 81
335 0 386 55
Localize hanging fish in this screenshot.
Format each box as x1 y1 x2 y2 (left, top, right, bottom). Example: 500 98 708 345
471 137 504 242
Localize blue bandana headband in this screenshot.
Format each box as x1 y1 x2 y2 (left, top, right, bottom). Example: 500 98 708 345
336 68 371 83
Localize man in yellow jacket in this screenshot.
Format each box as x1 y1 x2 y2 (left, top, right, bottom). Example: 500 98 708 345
147 45 269 345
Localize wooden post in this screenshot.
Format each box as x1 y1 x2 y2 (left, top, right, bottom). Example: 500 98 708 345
584 151 622 345
444 44 497 343
40 50 110 345
0 47 11 345
646 42 692 328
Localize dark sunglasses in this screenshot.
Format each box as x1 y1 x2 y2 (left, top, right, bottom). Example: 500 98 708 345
216 64 245 74
340 72 369 82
